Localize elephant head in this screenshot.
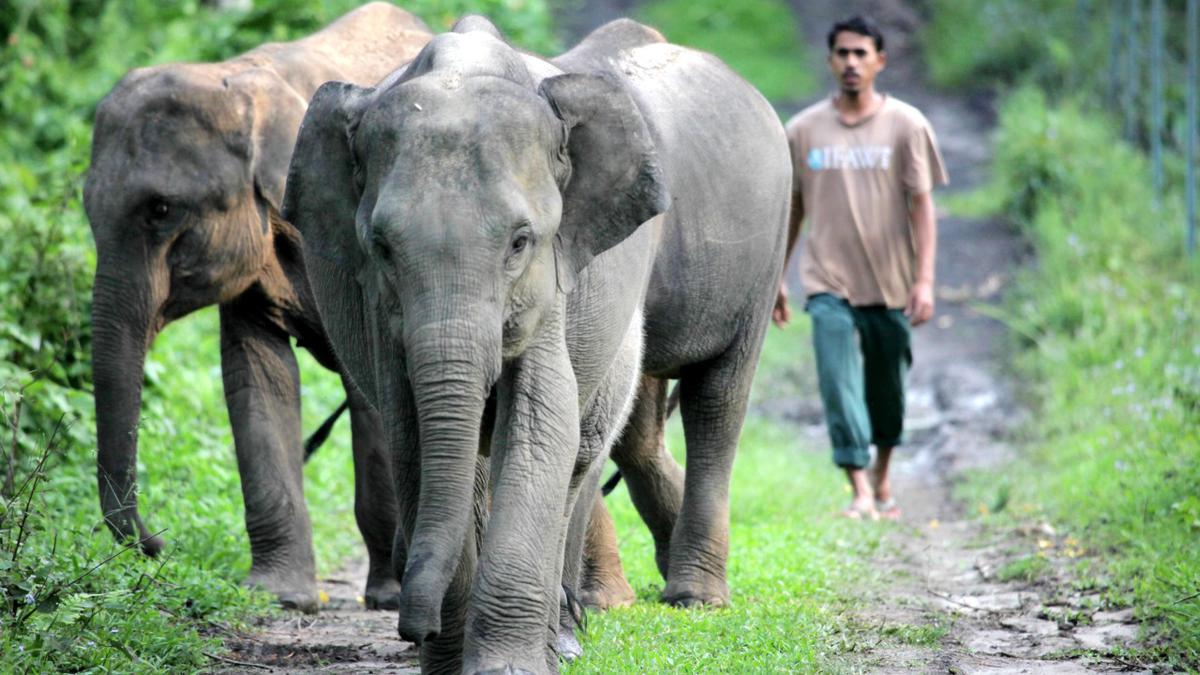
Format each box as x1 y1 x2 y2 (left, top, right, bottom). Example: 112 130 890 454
83 64 307 554
283 24 668 643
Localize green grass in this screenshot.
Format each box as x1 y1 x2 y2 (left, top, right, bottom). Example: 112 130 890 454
880 621 951 648
567 325 887 672
996 555 1052 584
636 0 815 102
0 308 358 672
952 85 1200 669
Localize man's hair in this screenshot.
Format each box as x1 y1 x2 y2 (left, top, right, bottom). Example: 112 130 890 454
827 16 885 53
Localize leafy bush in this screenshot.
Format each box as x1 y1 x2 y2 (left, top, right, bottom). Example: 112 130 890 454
637 0 814 102
963 85 1199 668
921 0 1094 90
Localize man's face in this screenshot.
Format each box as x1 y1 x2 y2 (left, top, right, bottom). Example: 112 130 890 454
828 31 886 95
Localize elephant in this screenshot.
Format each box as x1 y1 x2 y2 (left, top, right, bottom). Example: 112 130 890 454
282 15 790 673
82 3 432 613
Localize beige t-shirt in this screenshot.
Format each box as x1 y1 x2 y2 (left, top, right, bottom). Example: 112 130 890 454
786 95 948 308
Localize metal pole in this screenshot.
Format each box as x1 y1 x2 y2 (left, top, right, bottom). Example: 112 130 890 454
1151 0 1164 206
1187 0 1197 256
1124 0 1141 142
1109 7 1123 106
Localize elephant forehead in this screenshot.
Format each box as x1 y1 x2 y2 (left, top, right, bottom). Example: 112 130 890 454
87 113 248 220
361 85 557 177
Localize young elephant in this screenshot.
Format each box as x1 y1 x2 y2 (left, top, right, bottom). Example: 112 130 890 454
283 16 790 674
82 3 431 613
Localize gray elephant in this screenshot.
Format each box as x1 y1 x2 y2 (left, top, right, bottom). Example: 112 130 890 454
283 15 790 673
82 3 431 613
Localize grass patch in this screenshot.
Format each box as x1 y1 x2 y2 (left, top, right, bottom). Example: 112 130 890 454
636 0 815 102
955 85 1200 669
568 327 884 672
996 555 1052 584
881 621 950 647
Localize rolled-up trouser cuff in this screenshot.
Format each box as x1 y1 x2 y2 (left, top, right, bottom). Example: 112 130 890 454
833 445 871 470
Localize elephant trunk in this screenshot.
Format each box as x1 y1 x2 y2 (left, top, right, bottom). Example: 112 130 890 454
395 313 500 645
91 268 165 556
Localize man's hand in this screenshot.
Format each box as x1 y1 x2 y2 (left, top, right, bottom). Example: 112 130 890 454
773 282 792 328
904 279 934 327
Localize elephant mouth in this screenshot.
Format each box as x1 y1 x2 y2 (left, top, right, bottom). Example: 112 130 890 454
501 296 536 357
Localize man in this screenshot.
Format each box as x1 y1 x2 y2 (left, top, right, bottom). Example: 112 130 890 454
774 16 947 520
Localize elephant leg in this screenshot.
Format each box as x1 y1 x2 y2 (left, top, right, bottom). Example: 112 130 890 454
609 375 685 581
663 322 767 608
579 495 635 610
219 304 316 613
345 380 403 610
558 315 642 659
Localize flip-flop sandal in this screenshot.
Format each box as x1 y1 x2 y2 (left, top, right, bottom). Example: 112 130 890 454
875 498 902 521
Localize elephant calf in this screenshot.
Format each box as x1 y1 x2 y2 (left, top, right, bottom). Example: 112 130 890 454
284 15 790 674
83 3 431 613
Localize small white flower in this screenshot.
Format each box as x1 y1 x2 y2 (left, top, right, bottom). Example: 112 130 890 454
23 593 35 605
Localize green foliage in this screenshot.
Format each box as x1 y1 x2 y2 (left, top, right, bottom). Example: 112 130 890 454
996 555 1051 584
922 0 1095 90
922 0 1195 155
636 0 814 102
960 85 1200 668
0 1 555 670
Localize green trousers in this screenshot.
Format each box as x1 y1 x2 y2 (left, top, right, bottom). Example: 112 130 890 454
806 293 912 469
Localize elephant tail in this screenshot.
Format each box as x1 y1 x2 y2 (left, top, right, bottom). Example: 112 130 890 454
666 380 680 417
303 399 350 462
600 382 680 497
600 469 623 496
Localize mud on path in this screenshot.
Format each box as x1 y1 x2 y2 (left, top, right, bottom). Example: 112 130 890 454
210 558 417 673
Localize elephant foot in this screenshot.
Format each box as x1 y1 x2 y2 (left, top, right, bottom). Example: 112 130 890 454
473 668 536 675
244 569 319 614
579 572 634 610
555 626 583 663
661 575 730 609
363 577 402 610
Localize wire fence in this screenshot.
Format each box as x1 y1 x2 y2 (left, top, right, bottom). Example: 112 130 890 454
1107 0 1198 256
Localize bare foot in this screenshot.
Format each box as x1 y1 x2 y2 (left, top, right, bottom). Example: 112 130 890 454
870 446 898 519
874 499 902 520
840 494 879 520
842 467 877 520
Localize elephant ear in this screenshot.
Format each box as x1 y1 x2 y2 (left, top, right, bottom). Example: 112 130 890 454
224 68 310 210
281 81 379 404
539 72 670 293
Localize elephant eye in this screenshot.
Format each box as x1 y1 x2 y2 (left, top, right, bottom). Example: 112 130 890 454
510 233 529 255
372 233 394 262
144 198 170 223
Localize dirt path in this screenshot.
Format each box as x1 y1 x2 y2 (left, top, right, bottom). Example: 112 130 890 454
779 2 1145 672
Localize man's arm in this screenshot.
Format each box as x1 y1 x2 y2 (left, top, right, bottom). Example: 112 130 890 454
772 190 804 328
905 190 937 326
